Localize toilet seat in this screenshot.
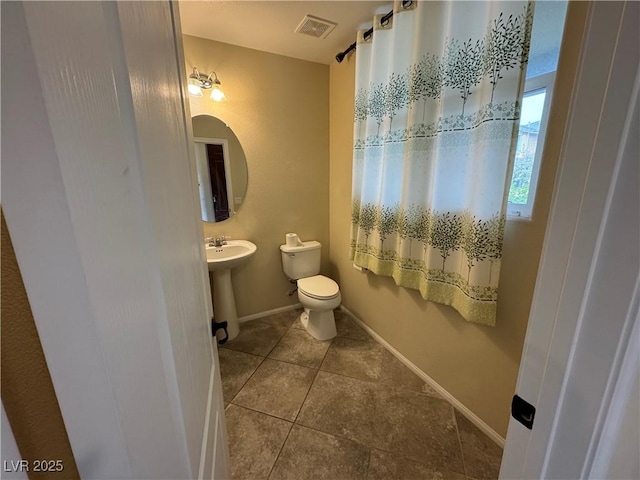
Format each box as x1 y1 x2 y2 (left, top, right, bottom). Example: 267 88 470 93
298 275 340 300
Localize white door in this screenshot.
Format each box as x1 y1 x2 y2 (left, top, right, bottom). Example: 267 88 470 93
1 1 229 478
500 2 639 478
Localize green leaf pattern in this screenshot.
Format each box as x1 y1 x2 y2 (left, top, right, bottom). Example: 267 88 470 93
351 201 506 300
353 5 533 140
350 4 532 326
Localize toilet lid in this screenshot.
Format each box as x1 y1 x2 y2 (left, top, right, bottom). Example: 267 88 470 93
298 275 339 299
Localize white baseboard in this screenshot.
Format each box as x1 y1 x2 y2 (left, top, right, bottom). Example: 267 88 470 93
238 303 303 323
340 305 506 447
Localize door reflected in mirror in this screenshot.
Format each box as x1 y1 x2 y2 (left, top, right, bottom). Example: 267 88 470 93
192 115 248 223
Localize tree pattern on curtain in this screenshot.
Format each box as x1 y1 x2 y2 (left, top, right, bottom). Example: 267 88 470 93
353 10 532 145
350 2 533 326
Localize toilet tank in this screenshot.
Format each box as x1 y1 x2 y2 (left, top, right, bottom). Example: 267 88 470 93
280 241 321 280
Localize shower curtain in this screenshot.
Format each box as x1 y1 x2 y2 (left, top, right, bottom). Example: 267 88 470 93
350 0 533 326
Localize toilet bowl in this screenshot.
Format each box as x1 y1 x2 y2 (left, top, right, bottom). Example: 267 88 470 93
297 275 341 341
280 238 341 341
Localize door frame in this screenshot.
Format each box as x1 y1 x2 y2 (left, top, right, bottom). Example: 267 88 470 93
500 2 639 478
194 136 235 220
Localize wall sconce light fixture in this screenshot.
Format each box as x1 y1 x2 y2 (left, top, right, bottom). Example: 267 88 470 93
188 67 226 101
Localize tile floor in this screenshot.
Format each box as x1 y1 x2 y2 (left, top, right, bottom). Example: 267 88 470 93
218 308 503 480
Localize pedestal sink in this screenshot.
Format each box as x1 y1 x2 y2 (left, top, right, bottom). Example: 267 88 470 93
206 240 257 341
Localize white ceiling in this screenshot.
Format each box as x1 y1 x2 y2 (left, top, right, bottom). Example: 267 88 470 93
179 1 393 65
179 1 568 67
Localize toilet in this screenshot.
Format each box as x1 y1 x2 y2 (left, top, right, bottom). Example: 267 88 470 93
280 240 341 341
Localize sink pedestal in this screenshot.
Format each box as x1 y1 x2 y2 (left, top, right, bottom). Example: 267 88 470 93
205 239 256 342
211 269 240 341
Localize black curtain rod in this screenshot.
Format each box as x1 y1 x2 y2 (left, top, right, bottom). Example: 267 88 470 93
335 1 413 63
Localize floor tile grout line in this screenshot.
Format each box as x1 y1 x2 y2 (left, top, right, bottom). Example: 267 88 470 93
276 421 374 479
272 317 323 410
316 364 443 400
227 331 288 359
261 311 300 479
225 353 267 405
453 406 470 479
288 341 383 467
281 378 485 478
316 333 334 370
263 355 323 371
229 357 267 403
223 316 317 406
290 332 336 425
228 348 319 423
224 313 500 480
265 327 331 370
234 331 445 404
289 310 332 423
224 332 453 419
289 418 376 463
230 356 318 422
453 408 504 478
365 448 372 480
293 416 356 444
219 345 266 361
293 416 463 475
234 346 444 404
229 320 487 478
220 334 490 477
265 422 293 480
261 356 445 407
262 329 288 358
290 365 469 475
368 443 456 471
323 321 448 399
227 402 296 426
226 403 292 480
220 312 302 404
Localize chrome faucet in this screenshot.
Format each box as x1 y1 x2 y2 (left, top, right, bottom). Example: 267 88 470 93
214 236 228 247
206 236 228 247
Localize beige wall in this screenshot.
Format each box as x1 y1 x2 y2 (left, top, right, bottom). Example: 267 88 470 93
328 3 588 437
184 35 330 317
1 212 80 478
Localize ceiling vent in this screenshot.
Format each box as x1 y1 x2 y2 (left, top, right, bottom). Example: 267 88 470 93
294 15 337 39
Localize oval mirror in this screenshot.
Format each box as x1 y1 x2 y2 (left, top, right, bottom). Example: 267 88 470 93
192 115 248 223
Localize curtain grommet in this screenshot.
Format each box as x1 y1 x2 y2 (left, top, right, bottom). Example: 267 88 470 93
374 13 392 31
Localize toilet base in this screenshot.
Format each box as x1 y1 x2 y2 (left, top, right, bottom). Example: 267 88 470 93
300 308 337 341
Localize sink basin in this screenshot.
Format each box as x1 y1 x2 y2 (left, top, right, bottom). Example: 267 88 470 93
206 240 257 272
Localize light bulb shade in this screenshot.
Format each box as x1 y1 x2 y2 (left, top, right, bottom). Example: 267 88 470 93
210 84 226 102
188 77 203 96
188 67 225 100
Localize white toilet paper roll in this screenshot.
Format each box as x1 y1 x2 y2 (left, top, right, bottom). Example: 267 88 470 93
286 233 299 247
